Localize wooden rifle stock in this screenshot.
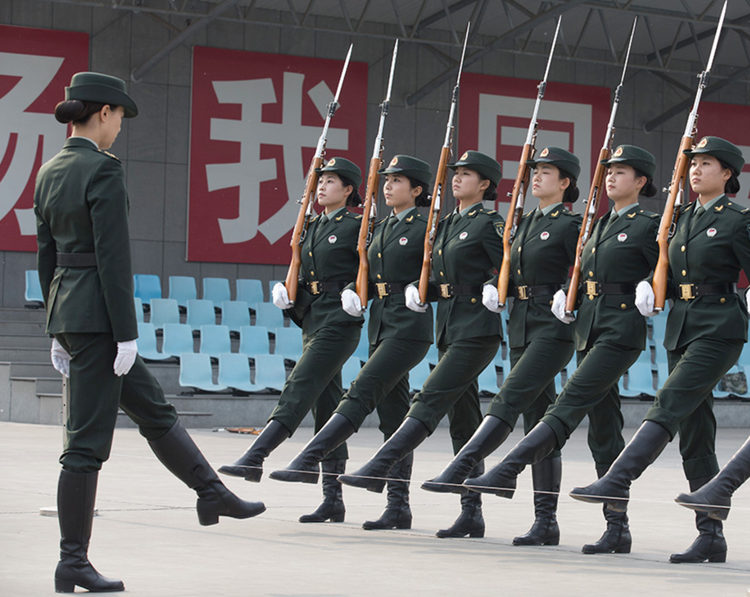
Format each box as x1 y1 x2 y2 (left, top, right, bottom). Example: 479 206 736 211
419 145 451 304
356 156 382 305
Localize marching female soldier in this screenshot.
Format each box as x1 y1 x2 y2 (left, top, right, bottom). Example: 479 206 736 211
35 72 265 593
219 158 364 524
572 137 750 564
338 151 505 539
270 156 434 531
422 147 581 547
465 145 659 555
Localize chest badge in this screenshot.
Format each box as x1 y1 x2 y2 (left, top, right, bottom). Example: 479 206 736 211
707 228 717 237
328 235 337 244
617 233 627 242
399 236 408 246
459 231 469 240
540 231 550 241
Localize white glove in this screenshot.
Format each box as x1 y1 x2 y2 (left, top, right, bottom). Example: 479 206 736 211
635 280 657 317
551 289 574 324
341 288 364 317
405 284 428 313
481 284 505 313
113 340 138 377
50 338 71 377
272 282 294 310
745 288 750 315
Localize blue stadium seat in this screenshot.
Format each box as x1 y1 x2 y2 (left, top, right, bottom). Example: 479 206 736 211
622 362 656 398
178 353 228 392
218 353 256 393
203 277 231 311
168 276 197 310
134 297 144 323
274 327 303 362
221 300 251 333
238 326 270 357
254 302 285 330
133 274 162 307
478 362 499 395
135 322 170 361
409 358 432 392
24 270 44 305
651 314 667 344
554 371 565 394
635 347 654 366
236 279 264 306
149 298 180 330
186 299 216 332
352 331 369 363
161 323 195 359
341 356 362 390
426 344 440 366
199 325 231 358
253 354 287 392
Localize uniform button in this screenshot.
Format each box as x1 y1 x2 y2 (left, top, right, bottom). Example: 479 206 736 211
588 271 594 277
517 247 521 252
440 271 444 277
681 245 686 252
310 271 314 275
682 270 686 276
591 247 596 253
308 251 312 256
378 252 382 258
377 274 382 279
517 269 521 275
620 303 627 309
720 297 726 304
438 250 442 255
549 300 553 306
471 298 477 304
588 295 594 300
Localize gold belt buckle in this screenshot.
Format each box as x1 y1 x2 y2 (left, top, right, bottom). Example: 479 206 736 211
440 284 452 299
309 281 321 295
679 284 695 301
376 282 388 299
585 280 599 300
517 285 529 300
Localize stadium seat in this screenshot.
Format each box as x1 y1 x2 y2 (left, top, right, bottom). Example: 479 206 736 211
149 298 180 330
218 353 256 393
186 299 216 332
168 276 197 310
238 326 270 357
478 362 499 395
409 358 432 392
651 314 667 344
135 322 170 361
134 297 144 323
221 300 251 333
199 325 231 358
352 331 370 363
161 323 195 359
178 353 228 392
133 274 162 307
254 302 285 330
24 270 44 306
341 356 362 390
203 277 231 311
274 327 303 362
622 362 656 398
236 279 264 306
253 354 287 392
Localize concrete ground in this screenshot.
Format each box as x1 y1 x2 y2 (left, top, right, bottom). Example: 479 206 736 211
1 421 750 597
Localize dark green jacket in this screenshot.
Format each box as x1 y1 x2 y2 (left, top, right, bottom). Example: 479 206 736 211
362 210 434 345
576 206 659 352
664 195 750 350
508 206 581 348
290 209 364 338
34 137 137 342
426 206 505 347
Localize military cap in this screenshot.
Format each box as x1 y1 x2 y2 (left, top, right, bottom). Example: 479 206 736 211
684 136 745 175
316 156 362 188
601 145 656 179
65 72 138 118
379 155 432 187
527 146 581 180
448 150 502 185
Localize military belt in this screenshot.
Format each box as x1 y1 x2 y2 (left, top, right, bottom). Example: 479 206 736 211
56 252 97 267
512 283 561 301
438 284 481 299
373 282 405 299
305 281 348 295
583 281 635 299
678 282 737 301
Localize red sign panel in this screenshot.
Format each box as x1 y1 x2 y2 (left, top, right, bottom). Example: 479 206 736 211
188 47 368 264
0 25 89 252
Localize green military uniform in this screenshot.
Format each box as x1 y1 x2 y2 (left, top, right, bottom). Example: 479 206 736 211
35 136 177 472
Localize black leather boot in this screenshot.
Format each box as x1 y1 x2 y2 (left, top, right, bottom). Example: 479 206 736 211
670 476 727 563
513 456 561 546
422 416 512 494
299 459 346 523
676 437 750 521
339 417 429 493
217 419 290 482
270 414 356 484
570 421 671 512
464 422 557 498
582 466 632 554
149 421 266 525
436 463 485 538
362 453 413 530
54 470 125 593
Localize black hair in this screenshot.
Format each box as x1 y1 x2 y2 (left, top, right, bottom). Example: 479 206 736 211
406 175 431 207
558 170 580 203
338 174 362 207
718 159 741 194
478 174 498 202
54 100 116 125
633 168 658 198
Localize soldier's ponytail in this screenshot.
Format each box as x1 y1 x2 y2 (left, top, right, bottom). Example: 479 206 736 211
54 100 110 125
719 160 741 195
559 171 580 203
406 175 431 207
339 174 363 207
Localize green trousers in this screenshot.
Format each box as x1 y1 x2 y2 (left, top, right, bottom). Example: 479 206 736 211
407 335 501 454
646 337 744 480
542 340 641 469
334 337 430 438
486 337 574 460
269 324 360 461
56 333 178 473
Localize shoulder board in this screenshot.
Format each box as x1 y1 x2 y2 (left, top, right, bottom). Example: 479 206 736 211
560 208 578 217
636 209 659 219
310 214 320 223
441 214 451 222
475 208 499 218
101 150 120 162
724 201 746 214
414 211 424 219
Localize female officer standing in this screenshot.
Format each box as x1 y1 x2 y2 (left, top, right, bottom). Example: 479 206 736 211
422 147 581 547
220 158 364 524
270 156 434 531
35 72 265 593
338 150 505 539
466 145 659 555
572 137 750 564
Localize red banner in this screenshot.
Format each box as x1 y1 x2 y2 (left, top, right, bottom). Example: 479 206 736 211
0 25 89 252
188 47 368 264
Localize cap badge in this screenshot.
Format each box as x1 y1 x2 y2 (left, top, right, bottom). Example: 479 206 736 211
540 148 549 157
328 235 337 244
460 151 469 161
617 233 628 242
389 157 398 167
613 146 624 157
697 137 709 148
327 158 336 166
540 231 550 241
707 228 717 237
399 236 408 245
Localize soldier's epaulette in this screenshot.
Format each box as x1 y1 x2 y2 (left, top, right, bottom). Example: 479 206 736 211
441 214 452 222
310 214 320 223
560 208 578 217
341 210 361 221
473 208 499 218
724 201 746 214
636 209 660 219
101 150 120 162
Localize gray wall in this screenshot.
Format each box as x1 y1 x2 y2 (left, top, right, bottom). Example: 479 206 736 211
3 1 749 307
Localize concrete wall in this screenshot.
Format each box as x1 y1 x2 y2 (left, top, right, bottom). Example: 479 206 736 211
2 1 749 307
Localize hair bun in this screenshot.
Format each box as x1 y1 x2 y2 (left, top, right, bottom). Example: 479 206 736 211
54 99 87 124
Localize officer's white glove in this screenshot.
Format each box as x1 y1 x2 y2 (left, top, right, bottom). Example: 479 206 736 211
405 284 428 313
50 338 71 377
272 282 294 310
551 289 575 324
635 280 657 317
113 340 138 377
745 288 750 316
341 288 364 317
482 284 505 313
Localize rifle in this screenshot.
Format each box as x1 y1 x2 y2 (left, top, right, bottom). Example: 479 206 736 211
284 44 354 303
565 17 638 318
652 0 727 312
355 39 399 308
418 22 471 304
497 17 562 307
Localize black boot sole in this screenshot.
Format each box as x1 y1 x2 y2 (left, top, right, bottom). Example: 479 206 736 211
269 469 319 484
217 464 262 482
